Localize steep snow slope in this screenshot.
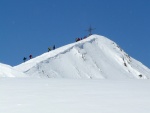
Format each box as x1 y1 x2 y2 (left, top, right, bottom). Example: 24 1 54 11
0 63 27 77
14 35 150 79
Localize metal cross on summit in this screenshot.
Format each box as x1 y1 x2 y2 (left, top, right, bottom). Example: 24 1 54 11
86 25 96 36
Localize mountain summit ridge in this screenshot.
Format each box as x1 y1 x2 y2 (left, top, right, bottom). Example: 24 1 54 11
13 34 150 79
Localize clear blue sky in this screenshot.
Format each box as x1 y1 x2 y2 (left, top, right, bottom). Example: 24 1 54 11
0 0 150 67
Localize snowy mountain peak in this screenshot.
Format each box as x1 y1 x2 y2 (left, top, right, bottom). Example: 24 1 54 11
14 34 150 79
0 63 27 77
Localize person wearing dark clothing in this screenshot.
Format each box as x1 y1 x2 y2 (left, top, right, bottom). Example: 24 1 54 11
53 45 55 50
76 38 80 42
23 57 27 62
29 55 32 59
48 47 51 52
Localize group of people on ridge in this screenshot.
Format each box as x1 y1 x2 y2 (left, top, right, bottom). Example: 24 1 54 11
23 54 32 62
22 26 94 62
75 36 87 42
23 35 89 62
23 45 56 62
48 45 55 52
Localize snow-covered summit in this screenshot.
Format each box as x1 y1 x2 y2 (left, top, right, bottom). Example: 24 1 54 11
14 34 150 79
0 63 27 77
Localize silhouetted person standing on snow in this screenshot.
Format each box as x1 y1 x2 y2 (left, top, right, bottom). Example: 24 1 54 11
48 47 51 52
53 45 55 50
23 57 27 62
29 55 32 59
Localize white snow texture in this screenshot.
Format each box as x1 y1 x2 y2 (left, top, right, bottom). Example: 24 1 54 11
1 34 150 113
12 34 150 79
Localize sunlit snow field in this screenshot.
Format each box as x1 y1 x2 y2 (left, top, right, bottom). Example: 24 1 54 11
1 35 150 113
1 78 150 113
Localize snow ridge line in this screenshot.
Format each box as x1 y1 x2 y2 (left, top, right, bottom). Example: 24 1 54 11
15 37 97 72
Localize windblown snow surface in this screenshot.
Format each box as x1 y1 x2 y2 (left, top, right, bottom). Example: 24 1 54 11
1 78 150 113
1 34 150 113
14 34 150 79
0 63 26 77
